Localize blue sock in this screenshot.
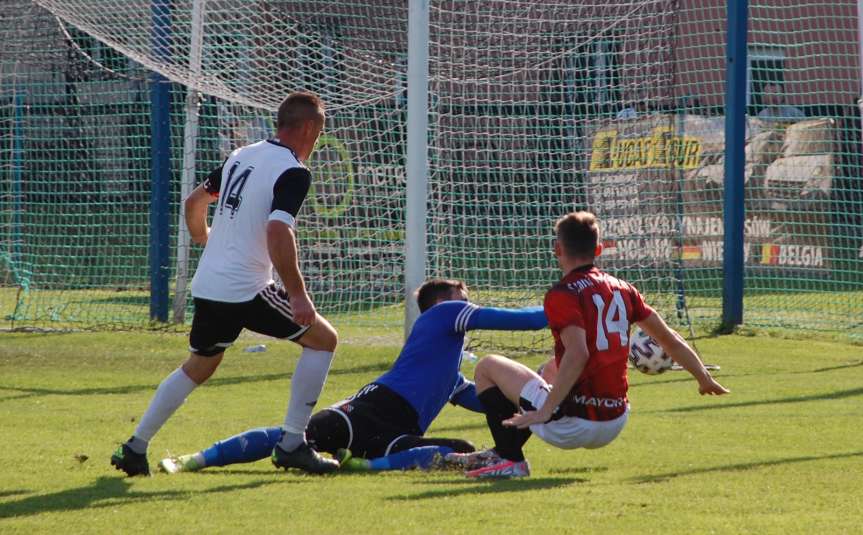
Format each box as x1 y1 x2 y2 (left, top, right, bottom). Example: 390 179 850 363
367 446 454 471
201 426 284 467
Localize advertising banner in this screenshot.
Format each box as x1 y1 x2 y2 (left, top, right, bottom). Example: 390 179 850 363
585 114 835 271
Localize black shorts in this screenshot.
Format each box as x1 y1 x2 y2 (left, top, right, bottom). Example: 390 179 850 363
189 284 310 357
306 383 423 459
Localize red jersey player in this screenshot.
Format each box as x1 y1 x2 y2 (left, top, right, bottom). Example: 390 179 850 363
448 211 729 478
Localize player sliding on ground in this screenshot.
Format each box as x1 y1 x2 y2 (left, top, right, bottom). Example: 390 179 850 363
158 278 548 474
111 93 341 476
448 211 729 478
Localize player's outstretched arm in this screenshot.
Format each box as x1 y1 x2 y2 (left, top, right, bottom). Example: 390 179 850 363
267 221 316 326
637 313 729 396
184 183 218 245
466 306 548 332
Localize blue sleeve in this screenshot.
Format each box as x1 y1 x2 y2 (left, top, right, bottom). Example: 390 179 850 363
427 301 547 334
449 374 484 413
464 305 547 332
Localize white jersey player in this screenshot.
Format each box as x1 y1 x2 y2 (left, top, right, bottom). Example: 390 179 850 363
111 92 340 476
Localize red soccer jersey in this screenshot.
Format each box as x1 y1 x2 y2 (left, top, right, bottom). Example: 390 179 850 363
543 265 654 421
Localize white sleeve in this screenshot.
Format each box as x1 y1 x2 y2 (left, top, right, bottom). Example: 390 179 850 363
268 210 296 228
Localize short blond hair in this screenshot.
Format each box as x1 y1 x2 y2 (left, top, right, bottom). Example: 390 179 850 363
276 91 325 130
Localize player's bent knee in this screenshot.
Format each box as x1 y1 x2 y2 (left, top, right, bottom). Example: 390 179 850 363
473 356 491 379
317 320 338 351
480 354 509 367
325 323 339 349
474 358 499 391
182 352 223 384
189 345 226 358
484 353 536 379
298 318 338 351
475 354 508 378
475 354 495 370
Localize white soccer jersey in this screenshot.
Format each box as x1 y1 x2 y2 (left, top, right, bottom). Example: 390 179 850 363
191 139 312 303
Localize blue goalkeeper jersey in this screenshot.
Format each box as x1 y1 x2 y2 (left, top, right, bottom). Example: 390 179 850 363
375 300 547 433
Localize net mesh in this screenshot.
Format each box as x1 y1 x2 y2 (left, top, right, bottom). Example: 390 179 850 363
428 1 688 351
1 2 153 326
2 0 862 345
33 0 406 112
2 0 411 332
741 1 863 336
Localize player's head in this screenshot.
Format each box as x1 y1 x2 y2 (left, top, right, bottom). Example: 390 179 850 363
416 278 469 312
554 211 602 266
276 91 326 161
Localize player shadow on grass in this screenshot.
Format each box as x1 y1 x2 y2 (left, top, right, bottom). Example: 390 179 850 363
666 386 863 413
0 362 390 403
385 476 585 501
191 468 285 477
629 450 863 484
547 466 609 475
0 490 31 499
805 360 863 374
0 475 294 519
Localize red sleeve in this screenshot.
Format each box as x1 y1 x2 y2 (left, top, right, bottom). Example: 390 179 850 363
627 284 655 323
543 288 585 330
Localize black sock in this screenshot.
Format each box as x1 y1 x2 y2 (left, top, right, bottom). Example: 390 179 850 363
478 387 531 462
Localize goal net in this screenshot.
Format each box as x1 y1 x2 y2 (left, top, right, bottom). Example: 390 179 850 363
2 1 862 345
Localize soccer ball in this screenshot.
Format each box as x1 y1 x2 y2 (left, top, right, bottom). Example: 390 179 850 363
628 329 673 375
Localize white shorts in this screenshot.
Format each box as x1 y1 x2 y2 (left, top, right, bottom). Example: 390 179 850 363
520 378 629 450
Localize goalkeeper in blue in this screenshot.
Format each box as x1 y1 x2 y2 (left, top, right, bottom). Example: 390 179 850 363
158 278 547 474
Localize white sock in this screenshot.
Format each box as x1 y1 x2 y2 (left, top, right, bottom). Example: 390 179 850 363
278 348 334 450
131 368 198 452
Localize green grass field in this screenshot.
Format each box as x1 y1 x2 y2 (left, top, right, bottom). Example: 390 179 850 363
1 330 861 534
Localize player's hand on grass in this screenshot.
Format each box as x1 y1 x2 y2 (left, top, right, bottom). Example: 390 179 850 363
503 408 552 429
698 376 729 396
290 292 317 326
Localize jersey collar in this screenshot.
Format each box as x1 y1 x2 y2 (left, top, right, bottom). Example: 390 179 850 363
266 138 299 160
565 264 595 277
